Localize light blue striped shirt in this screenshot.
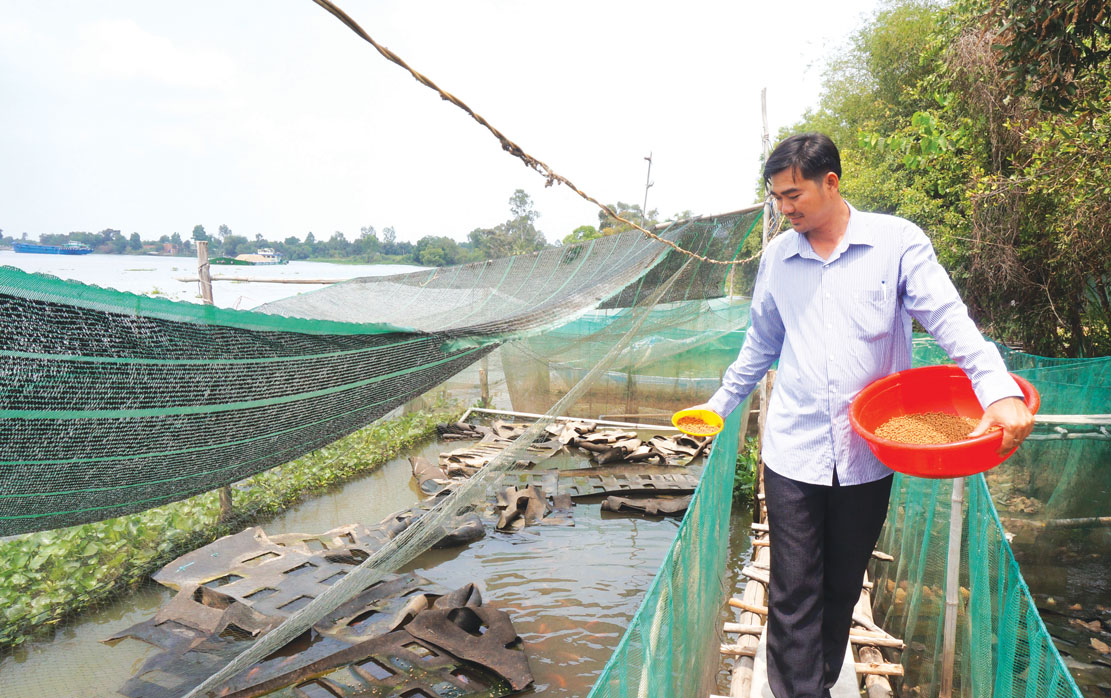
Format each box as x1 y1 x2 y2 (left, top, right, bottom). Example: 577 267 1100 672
708 203 1021 486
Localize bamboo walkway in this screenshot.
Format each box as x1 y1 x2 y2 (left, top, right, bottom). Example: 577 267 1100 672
710 480 906 698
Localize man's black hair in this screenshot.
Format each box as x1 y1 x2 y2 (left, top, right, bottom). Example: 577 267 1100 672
763 132 841 184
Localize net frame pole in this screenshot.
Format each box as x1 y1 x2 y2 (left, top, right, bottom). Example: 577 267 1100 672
196 239 234 521
196 240 214 305
939 476 965 698
756 88 773 510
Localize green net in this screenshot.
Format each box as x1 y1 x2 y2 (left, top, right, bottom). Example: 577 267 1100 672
868 338 1105 697
0 208 766 697
0 209 760 537
873 473 1085 698
5 203 1104 697
586 405 744 698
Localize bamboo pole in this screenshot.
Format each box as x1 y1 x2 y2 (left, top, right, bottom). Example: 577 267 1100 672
728 547 770 697
464 407 683 431
722 623 766 635
176 276 349 284
939 477 965 698
855 573 896 697
727 597 768 616
1043 515 1111 528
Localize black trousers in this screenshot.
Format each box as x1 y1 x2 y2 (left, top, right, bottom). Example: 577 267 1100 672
763 466 893 698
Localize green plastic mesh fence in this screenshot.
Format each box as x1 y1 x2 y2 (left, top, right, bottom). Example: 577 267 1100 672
0 208 761 537
586 405 743 698
868 337 1102 697
0 207 764 697
873 474 1084 698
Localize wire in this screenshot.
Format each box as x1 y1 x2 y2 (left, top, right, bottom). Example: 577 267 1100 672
310 0 762 267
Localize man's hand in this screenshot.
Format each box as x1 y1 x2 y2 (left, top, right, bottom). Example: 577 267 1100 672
969 397 1034 455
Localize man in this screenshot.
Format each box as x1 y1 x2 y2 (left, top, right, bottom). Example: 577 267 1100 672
696 133 1033 697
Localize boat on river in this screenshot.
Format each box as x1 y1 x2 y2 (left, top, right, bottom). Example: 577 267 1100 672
13 241 93 255
211 247 287 265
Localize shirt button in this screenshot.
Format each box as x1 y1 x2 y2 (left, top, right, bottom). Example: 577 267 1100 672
826 323 832 329
824 292 831 298
828 354 834 361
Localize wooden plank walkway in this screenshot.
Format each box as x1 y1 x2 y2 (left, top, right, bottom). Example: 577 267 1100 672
712 484 904 698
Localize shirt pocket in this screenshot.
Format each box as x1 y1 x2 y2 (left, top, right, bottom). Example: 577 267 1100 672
850 289 893 341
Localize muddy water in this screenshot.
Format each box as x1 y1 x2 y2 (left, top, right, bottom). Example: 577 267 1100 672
1013 530 1111 696
0 437 684 697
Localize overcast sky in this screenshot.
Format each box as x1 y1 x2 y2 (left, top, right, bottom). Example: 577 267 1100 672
1 1 880 244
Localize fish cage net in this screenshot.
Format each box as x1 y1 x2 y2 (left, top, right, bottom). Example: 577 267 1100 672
2 201 1104 697
0 208 762 697
868 339 1109 698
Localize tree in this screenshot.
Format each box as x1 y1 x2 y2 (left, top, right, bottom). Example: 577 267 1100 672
221 234 250 257
326 231 351 257
217 224 231 241
563 225 602 245
128 233 142 251
986 0 1111 113
415 235 460 266
597 202 658 235
469 190 547 259
786 0 1111 356
381 226 398 255
191 225 208 241
355 225 380 261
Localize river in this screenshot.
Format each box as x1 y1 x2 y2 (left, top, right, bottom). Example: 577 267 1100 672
0 250 424 309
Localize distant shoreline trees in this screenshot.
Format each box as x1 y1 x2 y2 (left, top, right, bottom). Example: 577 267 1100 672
0 189 558 267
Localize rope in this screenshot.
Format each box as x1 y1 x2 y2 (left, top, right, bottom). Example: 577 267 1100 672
310 0 763 267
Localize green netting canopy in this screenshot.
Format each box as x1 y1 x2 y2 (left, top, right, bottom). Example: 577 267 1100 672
0 209 760 536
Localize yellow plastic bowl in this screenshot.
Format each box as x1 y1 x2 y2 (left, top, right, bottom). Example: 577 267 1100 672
671 408 724 437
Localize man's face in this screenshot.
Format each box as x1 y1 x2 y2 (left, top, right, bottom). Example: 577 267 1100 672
768 167 840 234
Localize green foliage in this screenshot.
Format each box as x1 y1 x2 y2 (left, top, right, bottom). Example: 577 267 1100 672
563 224 602 246
788 0 1111 357
467 189 547 259
597 202 658 235
732 437 759 502
191 224 207 241
0 400 465 649
986 0 1111 113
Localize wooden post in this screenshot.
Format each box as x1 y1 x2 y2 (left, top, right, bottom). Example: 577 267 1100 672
939 477 965 698
479 355 490 406
196 240 214 305
198 239 233 522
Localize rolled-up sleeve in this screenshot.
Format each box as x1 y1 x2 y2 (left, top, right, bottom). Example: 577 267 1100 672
707 252 785 417
900 226 1021 408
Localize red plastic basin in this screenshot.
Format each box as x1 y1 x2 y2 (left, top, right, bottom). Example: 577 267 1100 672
849 365 1040 478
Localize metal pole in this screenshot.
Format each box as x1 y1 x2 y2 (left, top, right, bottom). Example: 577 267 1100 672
642 152 654 221
939 476 966 698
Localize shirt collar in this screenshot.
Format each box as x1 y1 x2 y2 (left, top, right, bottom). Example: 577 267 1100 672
784 201 874 261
